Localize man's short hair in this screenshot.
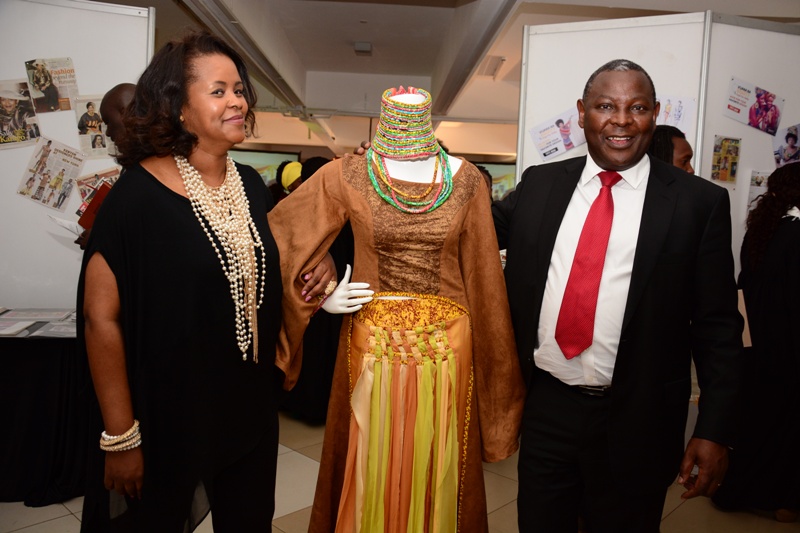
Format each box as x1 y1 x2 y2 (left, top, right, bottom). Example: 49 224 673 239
582 59 656 106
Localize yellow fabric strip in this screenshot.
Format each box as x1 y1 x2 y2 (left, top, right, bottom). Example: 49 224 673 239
408 357 435 533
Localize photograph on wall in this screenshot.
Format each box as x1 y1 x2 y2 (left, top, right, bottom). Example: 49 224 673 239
747 170 770 212
75 166 121 217
655 95 695 134
529 106 586 162
24 57 78 113
723 77 784 136
0 79 40 148
16 137 85 211
73 95 108 158
480 162 516 201
772 123 799 168
711 135 741 183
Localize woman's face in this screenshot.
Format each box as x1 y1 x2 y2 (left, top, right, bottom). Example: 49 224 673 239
1 98 17 113
87 104 95 115
181 53 248 154
788 136 797 148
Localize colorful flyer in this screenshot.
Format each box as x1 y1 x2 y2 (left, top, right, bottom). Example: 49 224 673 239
772 123 799 168
24 57 78 113
530 106 586 162
0 79 40 149
74 95 108 159
723 77 784 136
16 137 85 212
711 136 741 183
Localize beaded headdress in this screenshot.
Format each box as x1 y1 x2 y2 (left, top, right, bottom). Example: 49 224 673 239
371 86 440 161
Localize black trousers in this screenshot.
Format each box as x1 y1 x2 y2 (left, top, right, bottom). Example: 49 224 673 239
517 367 667 533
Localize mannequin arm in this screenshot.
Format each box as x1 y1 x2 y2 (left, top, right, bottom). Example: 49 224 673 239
321 264 373 314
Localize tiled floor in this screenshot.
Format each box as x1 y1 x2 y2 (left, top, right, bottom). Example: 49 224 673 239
2 412 798 532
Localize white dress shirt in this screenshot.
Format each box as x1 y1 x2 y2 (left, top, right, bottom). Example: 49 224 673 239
533 155 649 386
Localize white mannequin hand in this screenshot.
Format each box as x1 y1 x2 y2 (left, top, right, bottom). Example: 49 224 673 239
321 264 373 314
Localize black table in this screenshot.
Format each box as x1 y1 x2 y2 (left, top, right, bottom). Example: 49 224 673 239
0 335 88 506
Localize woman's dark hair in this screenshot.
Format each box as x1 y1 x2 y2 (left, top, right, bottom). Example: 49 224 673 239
116 30 257 166
745 163 800 271
648 125 686 166
786 131 798 144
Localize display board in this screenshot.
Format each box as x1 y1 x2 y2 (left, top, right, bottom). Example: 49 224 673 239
0 0 154 307
517 11 800 274
518 12 706 173
700 14 800 272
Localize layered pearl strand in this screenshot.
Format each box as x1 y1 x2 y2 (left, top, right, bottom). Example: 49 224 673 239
175 155 266 362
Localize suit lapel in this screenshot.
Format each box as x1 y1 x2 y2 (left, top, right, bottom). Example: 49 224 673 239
534 158 585 297
621 163 677 332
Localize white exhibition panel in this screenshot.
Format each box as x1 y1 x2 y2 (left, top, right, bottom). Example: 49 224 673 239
517 11 800 275
518 12 706 173
702 15 800 273
0 0 153 307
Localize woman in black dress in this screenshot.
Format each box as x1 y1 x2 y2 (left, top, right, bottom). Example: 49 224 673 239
712 163 800 522
78 32 335 532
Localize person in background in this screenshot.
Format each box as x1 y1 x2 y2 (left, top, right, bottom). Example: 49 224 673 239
648 124 694 174
494 59 743 532
712 163 800 523
74 84 136 250
78 31 337 532
474 164 494 201
99 83 136 148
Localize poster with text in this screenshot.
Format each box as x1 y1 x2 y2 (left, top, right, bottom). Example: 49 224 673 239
772 123 799 168
16 137 85 211
0 79 40 149
73 95 108 159
530 106 585 162
723 77 784 136
24 57 78 113
711 136 741 183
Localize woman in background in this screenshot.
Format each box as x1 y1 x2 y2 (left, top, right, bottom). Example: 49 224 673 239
712 163 800 522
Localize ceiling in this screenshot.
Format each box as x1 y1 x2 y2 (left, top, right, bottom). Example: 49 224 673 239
93 0 800 161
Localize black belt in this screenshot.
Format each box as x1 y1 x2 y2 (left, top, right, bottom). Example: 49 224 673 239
572 384 612 397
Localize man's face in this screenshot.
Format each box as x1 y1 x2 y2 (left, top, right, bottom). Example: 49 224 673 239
577 70 658 172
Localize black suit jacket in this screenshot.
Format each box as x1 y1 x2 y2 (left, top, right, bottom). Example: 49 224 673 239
493 156 743 485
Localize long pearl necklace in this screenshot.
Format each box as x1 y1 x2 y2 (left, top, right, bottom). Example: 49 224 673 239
175 155 266 362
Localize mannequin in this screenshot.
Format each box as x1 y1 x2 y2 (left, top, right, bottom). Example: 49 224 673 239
268 86 524 533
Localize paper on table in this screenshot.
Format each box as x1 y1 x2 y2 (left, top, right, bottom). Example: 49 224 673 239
47 215 84 237
0 320 36 336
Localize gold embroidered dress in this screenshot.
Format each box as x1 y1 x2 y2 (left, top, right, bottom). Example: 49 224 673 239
268 154 524 533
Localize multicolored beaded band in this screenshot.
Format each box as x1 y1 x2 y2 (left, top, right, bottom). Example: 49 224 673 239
366 147 453 214
371 87 440 161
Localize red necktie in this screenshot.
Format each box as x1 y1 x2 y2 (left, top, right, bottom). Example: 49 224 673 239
555 171 622 360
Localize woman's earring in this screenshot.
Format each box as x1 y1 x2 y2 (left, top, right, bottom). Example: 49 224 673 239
180 115 184 122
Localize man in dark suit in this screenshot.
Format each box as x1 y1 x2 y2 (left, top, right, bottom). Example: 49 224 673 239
493 59 743 532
